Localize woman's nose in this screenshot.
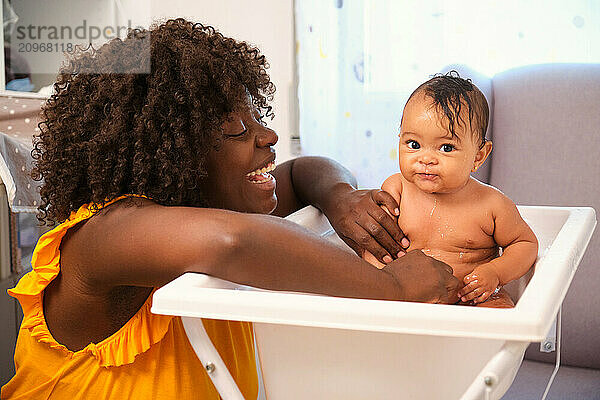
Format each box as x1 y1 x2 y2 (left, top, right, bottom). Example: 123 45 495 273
256 126 278 147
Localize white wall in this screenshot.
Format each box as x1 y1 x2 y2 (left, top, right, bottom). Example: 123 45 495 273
122 0 297 162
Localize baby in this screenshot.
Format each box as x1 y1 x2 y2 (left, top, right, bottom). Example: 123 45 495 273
365 73 538 308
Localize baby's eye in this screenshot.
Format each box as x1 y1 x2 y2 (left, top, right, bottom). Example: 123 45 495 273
440 144 454 152
407 140 420 150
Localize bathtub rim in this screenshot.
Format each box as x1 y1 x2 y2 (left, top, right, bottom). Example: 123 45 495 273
151 205 596 343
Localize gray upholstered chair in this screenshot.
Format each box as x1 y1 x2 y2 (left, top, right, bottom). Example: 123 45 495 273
443 63 600 399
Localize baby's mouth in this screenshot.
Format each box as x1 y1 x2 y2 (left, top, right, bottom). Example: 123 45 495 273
246 162 276 184
416 173 438 181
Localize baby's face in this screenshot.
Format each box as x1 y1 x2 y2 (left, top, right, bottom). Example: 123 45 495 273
398 93 486 194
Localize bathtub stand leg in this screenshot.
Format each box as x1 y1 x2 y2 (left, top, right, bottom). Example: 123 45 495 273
181 317 245 400
541 307 562 400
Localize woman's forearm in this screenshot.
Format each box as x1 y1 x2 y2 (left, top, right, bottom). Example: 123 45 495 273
271 156 357 217
203 212 401 300
290 156 358 214
79 202 399 300
75 201 458 303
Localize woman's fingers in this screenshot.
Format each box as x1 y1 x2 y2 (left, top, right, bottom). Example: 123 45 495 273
346 222 394 263
360 212 403 260
331 189 408 261
370 191 410 250
371 189 399 217
339 234 364 258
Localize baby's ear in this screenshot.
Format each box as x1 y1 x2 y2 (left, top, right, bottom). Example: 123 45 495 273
472 140 493 172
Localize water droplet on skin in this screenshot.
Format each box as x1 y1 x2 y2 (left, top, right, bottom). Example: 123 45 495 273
429 199 437 217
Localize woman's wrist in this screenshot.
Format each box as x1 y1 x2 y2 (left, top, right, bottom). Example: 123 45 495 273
318 182 356 215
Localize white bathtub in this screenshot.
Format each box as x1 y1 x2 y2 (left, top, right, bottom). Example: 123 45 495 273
152 205 596 400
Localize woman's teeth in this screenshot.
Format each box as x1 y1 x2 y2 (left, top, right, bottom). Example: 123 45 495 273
246 162 276 183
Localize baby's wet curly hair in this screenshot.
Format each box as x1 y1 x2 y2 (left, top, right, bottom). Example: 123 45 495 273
32 18 275 225
404 71 489 148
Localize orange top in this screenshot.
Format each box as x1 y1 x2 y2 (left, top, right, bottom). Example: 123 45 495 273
1 197 258 400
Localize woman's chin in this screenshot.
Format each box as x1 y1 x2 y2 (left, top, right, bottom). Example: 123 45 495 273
264 197 278 215
243 176 277 214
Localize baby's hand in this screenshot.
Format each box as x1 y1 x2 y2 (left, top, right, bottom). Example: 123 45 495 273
458 265 500 304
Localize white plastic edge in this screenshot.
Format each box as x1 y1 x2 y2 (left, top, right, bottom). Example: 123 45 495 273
152 206 597 342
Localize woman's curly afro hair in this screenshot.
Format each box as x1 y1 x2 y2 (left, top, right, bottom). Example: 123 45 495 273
32 18 275 225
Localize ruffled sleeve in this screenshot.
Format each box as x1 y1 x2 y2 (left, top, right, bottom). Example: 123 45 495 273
8 196 174 367
8 204 94 316
85 296 174 367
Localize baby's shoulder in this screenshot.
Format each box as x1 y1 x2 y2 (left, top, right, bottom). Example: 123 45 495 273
468 178 517 211
381 173 403 198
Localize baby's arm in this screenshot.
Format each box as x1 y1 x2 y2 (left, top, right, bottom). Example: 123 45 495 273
363 174 405 268
459 193 538 304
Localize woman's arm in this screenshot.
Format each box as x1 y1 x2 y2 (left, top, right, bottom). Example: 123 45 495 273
272 156 408 263
63 199 460 303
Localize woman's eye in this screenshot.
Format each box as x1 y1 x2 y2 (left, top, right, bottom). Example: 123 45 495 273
407 140 420 150
226 129 248 138
440 144 454 152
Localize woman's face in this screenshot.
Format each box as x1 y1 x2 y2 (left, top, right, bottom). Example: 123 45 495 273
203 104 279 214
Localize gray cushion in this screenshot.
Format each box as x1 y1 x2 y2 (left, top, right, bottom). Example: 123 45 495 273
489 63 600 369
501 360 600 400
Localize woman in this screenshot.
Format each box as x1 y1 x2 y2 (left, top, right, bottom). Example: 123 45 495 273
2 19 460 399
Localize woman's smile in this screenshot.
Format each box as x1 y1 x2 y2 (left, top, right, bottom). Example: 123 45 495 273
246 161 276 185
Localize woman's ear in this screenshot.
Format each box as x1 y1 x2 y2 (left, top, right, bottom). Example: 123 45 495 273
472 140 493 172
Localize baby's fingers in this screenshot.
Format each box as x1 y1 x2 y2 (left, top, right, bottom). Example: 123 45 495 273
459 285 483 303
473 291 492 304
458 281 479 298
463 273 478 285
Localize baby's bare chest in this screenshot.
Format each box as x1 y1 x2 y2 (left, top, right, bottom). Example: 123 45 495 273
398 194 498 278
400 202 490 247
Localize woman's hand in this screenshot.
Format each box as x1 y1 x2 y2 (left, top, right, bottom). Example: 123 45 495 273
458 264 500 304
271 156 408 263
323 185 410 264
384 250 462 304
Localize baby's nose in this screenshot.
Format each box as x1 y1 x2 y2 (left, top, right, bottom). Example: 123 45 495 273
418 152 438 165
